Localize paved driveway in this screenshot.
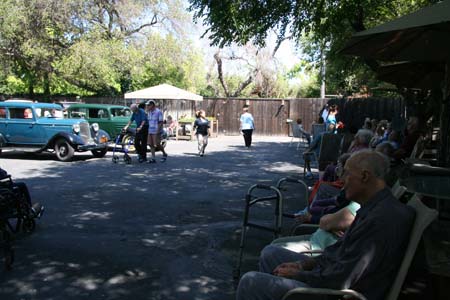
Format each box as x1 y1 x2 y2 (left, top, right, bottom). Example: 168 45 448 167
0 136 309 300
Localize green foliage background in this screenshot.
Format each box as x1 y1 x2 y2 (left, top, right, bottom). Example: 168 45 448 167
0 0 440 99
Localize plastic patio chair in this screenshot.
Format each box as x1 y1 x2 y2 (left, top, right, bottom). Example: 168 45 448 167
289 123 308 149
303 133 342 176
281 194 438 300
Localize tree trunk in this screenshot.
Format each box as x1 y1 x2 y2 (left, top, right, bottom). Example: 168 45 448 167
27 81 34 99
43 73 51 99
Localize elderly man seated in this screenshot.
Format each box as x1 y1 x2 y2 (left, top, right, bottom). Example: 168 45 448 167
236 150 415 300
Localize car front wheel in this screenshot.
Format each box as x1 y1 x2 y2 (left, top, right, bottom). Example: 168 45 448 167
55 139 74 162
91 148 107 158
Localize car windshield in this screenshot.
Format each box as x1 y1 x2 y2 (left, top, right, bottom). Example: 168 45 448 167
36 108 64 119
111 108 131 117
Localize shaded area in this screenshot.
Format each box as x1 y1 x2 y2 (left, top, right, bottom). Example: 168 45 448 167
0 136 309 300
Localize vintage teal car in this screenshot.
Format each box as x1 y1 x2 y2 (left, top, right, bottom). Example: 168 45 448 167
66 103 133 139
0 101 110 161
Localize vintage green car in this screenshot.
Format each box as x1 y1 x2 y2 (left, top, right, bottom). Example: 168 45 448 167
66 104 133 138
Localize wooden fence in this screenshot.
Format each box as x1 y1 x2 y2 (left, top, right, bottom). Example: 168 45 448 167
2 94 405 136
198 97 404 135
197 97 329 135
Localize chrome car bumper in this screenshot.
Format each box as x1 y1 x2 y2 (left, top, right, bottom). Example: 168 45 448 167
77 143 108 151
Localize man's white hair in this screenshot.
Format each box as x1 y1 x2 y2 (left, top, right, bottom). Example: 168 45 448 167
349 149 390 179
355 129 374 145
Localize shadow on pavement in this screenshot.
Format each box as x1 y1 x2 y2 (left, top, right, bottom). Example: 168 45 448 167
0 137 310 300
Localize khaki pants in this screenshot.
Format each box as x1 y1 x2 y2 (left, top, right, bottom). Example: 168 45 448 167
197 134 208 153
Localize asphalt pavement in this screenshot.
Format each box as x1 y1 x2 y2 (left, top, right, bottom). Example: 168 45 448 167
0 135 310 300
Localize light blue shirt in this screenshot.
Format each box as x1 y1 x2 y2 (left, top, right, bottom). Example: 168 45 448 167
147 108 163 134
240 112 254 130
309 201 360 250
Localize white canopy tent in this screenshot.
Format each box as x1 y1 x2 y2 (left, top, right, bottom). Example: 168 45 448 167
124 84 203 101
124 84 203 120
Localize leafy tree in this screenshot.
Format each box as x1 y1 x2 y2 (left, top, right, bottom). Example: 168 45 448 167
0 0 195 97
128 33 206 94
189 0 439 95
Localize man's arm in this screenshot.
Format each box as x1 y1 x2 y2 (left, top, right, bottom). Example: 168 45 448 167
123 119 132 130
157 111 164 132
298 125 309 136
319 207 356 234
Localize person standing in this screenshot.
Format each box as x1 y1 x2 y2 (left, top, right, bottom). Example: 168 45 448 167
193 110 210 157
240 105 255 148
123 103 148 163
146 100 168 163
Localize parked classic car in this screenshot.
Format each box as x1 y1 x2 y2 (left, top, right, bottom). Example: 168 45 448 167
66 104 133 139
0 101 110 161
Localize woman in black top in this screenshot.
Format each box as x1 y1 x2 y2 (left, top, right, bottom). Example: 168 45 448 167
193 110 210 157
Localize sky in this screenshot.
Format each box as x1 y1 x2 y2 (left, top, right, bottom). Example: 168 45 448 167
185 3 301 74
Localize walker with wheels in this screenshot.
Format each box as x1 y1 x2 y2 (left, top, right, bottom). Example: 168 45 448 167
111 129 134 164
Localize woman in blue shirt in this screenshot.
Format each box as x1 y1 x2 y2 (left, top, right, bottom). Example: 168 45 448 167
240 106 255 148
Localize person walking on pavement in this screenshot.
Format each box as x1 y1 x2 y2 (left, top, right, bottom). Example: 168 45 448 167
193 110 211 157
123 103 148 163
240 105 255 148
146 100 168 163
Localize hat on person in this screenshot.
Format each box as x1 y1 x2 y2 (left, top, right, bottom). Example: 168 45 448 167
146 100 156 106
130 103 137 110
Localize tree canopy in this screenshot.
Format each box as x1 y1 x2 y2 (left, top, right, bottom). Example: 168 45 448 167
0 0 203 97
189 0 439 95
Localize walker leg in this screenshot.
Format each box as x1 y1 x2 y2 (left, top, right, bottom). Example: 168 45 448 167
233 194 251 280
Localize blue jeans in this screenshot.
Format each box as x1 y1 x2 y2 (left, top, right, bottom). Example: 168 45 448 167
236 246 315 300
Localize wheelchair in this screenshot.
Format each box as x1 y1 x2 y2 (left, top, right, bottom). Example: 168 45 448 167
0 173 44 270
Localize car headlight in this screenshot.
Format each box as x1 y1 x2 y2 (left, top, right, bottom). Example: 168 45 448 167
73 124 80 134
100 135 108 143
91 123 99 132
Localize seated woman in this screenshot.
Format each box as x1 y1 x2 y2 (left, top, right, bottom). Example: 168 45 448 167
165 115 178 137
295 153 351 225
347 128 373 153
369 120 388 148
295 190 351 225
269 199 360 254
